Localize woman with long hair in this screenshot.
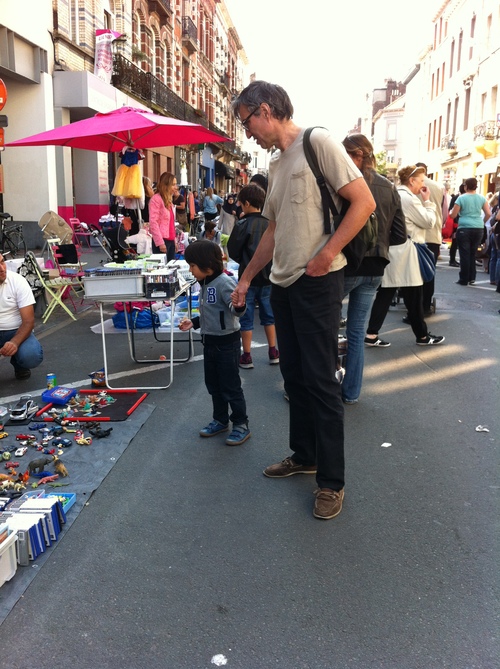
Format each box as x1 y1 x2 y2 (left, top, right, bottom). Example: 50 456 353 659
450 177 491 285
149 172 177 261
340 134 406 403
203 187 223 221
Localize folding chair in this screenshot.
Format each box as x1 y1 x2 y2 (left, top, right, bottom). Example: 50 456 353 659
28 252 79 323
38 211 73 258
69 218 93 251
48 241 86 312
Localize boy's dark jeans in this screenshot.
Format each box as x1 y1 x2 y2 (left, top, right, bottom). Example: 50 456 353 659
203 334 247 426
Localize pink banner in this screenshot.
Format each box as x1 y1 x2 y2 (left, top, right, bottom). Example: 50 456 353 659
94 30 122 84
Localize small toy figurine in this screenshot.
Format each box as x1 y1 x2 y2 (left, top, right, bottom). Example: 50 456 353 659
53 458 68 477
28 455 55 475
38 474 59 485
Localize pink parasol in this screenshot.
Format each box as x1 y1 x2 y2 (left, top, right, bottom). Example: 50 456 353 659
6 106 230 152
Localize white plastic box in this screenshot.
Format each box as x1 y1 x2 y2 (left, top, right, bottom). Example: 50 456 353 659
83 275 145 298
0 529 18 587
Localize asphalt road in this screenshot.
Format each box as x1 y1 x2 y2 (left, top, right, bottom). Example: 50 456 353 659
0 249 498 669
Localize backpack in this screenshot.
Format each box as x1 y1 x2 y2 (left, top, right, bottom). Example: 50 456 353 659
17 252 44 299
303 127 378 273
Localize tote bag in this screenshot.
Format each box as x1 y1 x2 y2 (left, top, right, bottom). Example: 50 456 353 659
414 242 436 282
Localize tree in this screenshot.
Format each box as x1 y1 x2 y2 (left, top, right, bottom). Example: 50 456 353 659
375 150 388 176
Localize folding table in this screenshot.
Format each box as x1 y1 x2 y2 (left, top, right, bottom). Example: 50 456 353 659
88 281 196 391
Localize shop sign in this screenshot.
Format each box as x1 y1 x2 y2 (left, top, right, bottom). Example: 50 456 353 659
0 79 7 111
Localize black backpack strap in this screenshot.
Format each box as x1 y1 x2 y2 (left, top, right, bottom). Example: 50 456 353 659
303 127 345 235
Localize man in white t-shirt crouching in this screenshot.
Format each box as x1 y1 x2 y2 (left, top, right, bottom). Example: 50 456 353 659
0 253 43 380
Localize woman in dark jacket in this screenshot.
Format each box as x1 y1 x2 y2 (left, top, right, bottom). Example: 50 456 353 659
340 134 407 404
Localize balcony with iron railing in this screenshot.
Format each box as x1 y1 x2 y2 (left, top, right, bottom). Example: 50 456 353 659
147 0 172 22
182 16 198 55
440 134 457 152
474 121 500 141
112 53 240 156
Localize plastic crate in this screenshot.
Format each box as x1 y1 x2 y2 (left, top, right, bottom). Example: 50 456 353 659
47 493 76 513
0 530 18 587
83 274 144 298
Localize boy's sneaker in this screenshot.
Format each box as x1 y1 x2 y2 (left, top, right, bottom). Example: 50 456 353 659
199 420 229 438
263 457 316 477
416 334 445 346
268 347 280 365
239 352 254 369
225 424 251 446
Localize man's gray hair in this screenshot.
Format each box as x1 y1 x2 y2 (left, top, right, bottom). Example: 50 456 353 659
232 80 294 121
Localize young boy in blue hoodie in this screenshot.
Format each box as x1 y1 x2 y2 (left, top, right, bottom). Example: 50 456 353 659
179 240 251 446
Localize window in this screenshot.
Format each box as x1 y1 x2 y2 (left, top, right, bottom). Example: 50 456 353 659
457 30 463 71
428 123 432 152
436 68 440 97
431 73 435 99
463 88 470 130
442 63 445 92
387 123 397 141
481 93 487 119
486 14 492 51
491 86 498 118
438 116 442 147
450 39 455 77
453 97 459 137
470 15 475 59
432 119 437 150
446 102 451 134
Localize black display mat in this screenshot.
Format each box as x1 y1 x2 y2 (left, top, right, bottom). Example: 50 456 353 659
3 390 149 425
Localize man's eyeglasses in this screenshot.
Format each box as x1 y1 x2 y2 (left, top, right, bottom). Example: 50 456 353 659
240 106 259 129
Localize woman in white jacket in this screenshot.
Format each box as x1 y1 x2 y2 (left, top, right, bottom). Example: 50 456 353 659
365 165 445 346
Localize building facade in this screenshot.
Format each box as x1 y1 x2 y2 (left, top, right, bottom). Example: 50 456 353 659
0 0 250 240
385 0 500 195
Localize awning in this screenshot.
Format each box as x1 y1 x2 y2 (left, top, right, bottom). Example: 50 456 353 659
476 157 500 176
215 160 235 180
215 160 227 177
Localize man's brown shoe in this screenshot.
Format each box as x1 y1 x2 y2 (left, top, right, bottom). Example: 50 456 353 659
263 457 316 478
313 488 344 519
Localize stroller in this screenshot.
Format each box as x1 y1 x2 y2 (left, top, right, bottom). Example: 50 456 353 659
100 213 137 263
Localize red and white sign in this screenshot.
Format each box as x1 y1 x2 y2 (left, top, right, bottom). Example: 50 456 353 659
94 30 122 84
0 79 7 111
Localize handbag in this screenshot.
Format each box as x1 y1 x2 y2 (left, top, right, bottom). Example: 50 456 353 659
112 307 159 329
414 242 436 282
303 127 378 273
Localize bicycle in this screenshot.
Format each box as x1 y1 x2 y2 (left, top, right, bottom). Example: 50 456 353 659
0 212 27 258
